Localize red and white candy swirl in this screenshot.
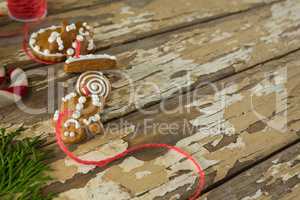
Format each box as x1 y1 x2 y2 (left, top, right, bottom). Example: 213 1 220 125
75 71 111 99
0 67 28 108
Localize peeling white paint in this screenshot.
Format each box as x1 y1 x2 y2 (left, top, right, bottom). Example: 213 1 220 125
241 189 263 200
65 140 128 174
119 157 145 172
55 173 131 200
135 171 152 179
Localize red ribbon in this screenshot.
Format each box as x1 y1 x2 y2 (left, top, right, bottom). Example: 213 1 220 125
56 110 205 199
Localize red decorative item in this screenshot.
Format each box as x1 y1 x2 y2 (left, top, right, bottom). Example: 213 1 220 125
7 0 47 22
0 66 28 108
55 109 206 199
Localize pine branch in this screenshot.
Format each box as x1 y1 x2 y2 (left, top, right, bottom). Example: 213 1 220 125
0 128 54 200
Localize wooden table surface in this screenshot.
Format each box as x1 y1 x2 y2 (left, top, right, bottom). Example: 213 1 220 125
1 0 300 199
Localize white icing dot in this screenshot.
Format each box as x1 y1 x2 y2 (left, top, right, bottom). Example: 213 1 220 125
94 114 100 121
69 132 75 137
76 103 84 110
66 23 76 32
83 22 87 26
43 49 50 55
67 48 75 56
72 112 80 119
64 132 69 137
34 46 40 51
76 35 84 41
78 96 86 103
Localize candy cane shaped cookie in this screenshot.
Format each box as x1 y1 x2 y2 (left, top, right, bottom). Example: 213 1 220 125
75 71 111 100
0 67 28 108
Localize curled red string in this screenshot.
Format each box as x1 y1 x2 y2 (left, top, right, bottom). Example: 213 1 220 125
7 0 47 22
55 109 205 199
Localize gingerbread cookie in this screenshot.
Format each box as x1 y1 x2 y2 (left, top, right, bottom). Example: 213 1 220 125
64 54 117 73
29 21 96 63
53 71 111 144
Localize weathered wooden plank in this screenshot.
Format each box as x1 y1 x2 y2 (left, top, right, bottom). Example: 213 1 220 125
202 142 300 200
2 0 300 142
44 45 300 199
0 0 279 68
0 0 118 25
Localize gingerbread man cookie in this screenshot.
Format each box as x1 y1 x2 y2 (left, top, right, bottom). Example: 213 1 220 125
53 71 111 144
29 21 96 63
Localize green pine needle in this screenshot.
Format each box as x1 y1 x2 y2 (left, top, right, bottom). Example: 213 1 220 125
0 128 53 200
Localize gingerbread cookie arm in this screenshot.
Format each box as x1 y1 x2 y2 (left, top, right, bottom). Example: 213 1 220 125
64 54 117 73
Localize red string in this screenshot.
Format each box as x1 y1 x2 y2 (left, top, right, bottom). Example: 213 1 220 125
55 109 205 199
75 40 81 58
7 0 47 22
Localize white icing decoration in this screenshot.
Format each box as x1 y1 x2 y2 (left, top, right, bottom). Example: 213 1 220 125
76 103 83 111
64 131 69 137
29 25 64 57
30 38 36 46
83 22 87 26
79 27 85 35
38 29 45 34
72 111 80 119
53 110 59 121
65 54 116 64
43 49 50 55
31 32 37 38
66 23 76 32
94 114 100 121
69 132 75 137
56 37 64 51
76 35 84 41
72 42 77 48
64 119 80 129
83 119 90 125
78 96 86 103
67 48 75 56
34 46 40 51
87 40 95 51
48 31 60 43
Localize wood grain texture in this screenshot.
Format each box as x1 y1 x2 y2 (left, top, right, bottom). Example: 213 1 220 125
43 46 300 199
202 142 300 200
0 0 279 68
1 0 300 142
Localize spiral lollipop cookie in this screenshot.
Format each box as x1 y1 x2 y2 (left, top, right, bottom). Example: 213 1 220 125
76 71 111 99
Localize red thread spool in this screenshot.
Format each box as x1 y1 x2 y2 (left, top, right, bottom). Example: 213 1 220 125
7 0 47 22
